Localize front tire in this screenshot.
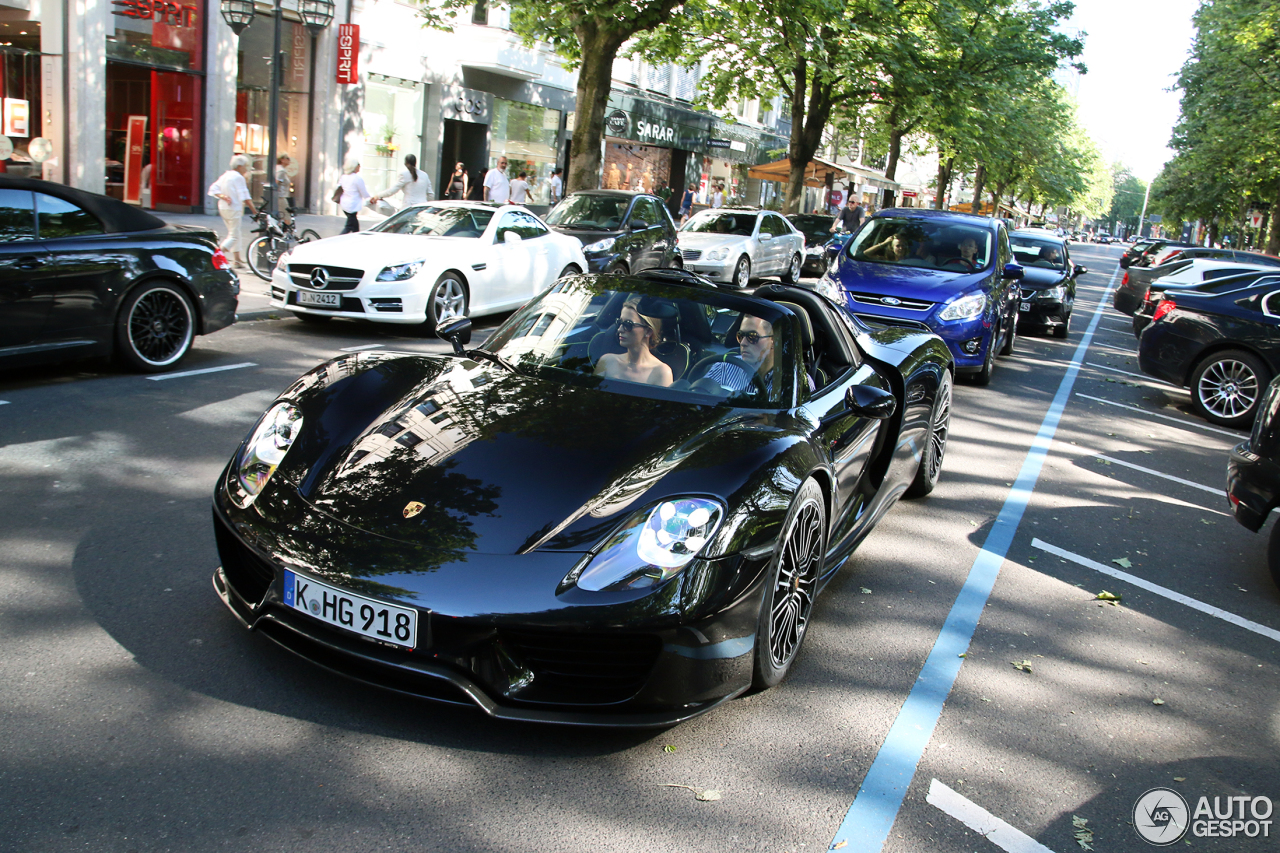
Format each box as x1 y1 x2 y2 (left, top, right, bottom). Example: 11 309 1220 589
733 256 751 289
906 371 953 498
298 229 321 244
782 253 802 283
558 264 582 279
246 235 282 281
425 272 469 334
1190 349 1269 428
1052 305 1071 339
115 282 195 373
971 319 998 386
753 478 827 689
999 308 1017 355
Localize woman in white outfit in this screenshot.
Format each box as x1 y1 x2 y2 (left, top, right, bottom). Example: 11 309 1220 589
209 154 258 267
371 153 432 211
338 158 371 234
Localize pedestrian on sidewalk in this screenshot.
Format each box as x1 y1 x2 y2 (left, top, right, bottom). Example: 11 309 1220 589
482 156 510 203
274 155 294 225
509 171 530 205
446 162 470 200
549 166 563 205
372 153 432 212
338 158 371 234
209 154 257 268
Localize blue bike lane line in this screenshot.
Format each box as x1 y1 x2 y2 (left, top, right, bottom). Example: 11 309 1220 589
827 265 1122 852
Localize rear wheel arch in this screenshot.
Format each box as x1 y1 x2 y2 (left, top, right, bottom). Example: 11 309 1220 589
1181 341 1271 387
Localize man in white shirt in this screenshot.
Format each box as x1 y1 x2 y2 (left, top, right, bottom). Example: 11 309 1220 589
483 156 510 203
509 171 530 205
549 167 563 205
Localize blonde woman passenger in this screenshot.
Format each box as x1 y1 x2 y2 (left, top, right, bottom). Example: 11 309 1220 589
594 297 673 387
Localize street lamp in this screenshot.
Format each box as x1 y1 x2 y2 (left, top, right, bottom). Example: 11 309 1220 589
220 0 334 217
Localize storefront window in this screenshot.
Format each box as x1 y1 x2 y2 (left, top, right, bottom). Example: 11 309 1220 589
490 98 560 204
361 77 424 200
0 31 44 179
107 0 205 71
603 142 670 195
235 15 312 207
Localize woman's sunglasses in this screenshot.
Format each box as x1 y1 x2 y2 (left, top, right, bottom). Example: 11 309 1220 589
618 319 651 333
737 330 772 345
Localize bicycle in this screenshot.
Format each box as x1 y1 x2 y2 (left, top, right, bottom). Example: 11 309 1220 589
246 208 322 281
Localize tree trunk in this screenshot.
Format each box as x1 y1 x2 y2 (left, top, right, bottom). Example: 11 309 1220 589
970 164 986 215
782 56 835 215
934 156 953 210
880 108 905 210
566 24 626 194
1268 181 1280 255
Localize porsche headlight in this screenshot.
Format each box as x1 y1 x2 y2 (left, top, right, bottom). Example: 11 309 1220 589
572 498 724 592
582 237 616 253
706 247 730 262
376 261 425 282
937 291 986 322
231 402 303 507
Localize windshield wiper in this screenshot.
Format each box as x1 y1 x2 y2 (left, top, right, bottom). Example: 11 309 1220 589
466 347 518 373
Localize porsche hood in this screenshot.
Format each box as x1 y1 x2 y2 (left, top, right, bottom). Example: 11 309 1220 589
278 354 758 560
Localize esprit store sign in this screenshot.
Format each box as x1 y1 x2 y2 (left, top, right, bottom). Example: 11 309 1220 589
336 24 358 84
111 0 198 26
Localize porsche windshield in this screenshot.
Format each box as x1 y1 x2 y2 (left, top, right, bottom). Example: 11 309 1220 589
681 212 757 236
373 206 494 238
482 277 795 408
847 218 993 273
1011 235 1066 270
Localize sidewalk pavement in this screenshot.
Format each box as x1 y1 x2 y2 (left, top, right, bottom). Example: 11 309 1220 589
153 208 390 321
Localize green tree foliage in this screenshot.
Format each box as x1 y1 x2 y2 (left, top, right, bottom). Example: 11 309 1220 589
1155 0 1280 250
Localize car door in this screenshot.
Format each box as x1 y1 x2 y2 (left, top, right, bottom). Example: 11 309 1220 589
771 213 800 272
489 210 551 306
622 197 666 272
747 214 770 272
0 188 56 352
34 191 118 341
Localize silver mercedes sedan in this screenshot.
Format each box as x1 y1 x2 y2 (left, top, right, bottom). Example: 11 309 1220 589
677 208 806 288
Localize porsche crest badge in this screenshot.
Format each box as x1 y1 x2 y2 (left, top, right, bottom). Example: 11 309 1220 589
403 501 426 519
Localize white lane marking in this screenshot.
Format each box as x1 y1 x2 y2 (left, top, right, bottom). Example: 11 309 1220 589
1093 454 1221 495
146 362 257 381
1074 393 1243 439
1031 539 1280 644
926 780 1057 853
0 400 9 406
1086 362 1149 380
340 344 385 352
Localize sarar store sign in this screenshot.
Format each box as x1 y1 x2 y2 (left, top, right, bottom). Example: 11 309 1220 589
603 98 708 150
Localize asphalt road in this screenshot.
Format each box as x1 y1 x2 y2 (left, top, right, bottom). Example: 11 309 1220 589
1 245 1276 853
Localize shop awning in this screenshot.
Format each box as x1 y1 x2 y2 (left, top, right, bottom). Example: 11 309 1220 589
747 156 901 191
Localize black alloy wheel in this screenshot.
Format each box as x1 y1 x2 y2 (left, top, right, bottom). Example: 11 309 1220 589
971 319 998 386
733 256 752 289
782 253 802 284
1190 349 1269 429
425 273 469 335
605 262 628 276
753 478 827 689
906 371 953 498
116 282 196 373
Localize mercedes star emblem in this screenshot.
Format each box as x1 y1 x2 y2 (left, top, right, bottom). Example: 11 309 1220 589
310 267 330 289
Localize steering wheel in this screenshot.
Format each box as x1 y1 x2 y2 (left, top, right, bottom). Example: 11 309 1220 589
942 257 977 270
690 354 764 396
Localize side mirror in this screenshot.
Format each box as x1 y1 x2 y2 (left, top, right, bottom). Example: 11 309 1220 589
758 233 773 242
1002 263 1025 280
629 220 649 231
436 317 473 355
844 384 897 420
1074 264 1088 277
503 230 522 245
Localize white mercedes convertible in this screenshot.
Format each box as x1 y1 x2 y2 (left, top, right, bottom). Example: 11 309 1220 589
270 202 588 332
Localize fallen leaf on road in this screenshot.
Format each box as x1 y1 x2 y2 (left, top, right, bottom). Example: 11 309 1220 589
1112 557 1132 569
860 587 872 595
663 744 677 753
1174 776 1186 782
1073 815 1094 850
1200 519 1215 525
1095 590 1122 604
1012 660 1033 673
1153 698 1165 705
663 783 721 802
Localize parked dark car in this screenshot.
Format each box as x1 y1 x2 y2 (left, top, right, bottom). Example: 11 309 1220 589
1132 267 1280 337
211 273 954 726
820 208 1022 385
1137 272 1280 427
1009 229 1086 338
1120 240 1154 268
786 213 837 276
544 190 681 275
0 175 238 372
1227 374 1280 587
1116 256 1280 317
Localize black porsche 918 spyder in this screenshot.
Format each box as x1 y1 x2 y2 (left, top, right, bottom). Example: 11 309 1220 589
211 272 954 726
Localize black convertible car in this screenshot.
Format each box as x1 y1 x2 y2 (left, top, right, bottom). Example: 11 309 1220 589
0 176 238 372
211 273 953 726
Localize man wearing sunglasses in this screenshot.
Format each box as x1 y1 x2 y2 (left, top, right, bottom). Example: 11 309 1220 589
704 315 776 393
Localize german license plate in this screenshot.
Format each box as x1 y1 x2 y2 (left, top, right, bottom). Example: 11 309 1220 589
298 290 341 307
1018 302 1030 312
283 569 417 649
